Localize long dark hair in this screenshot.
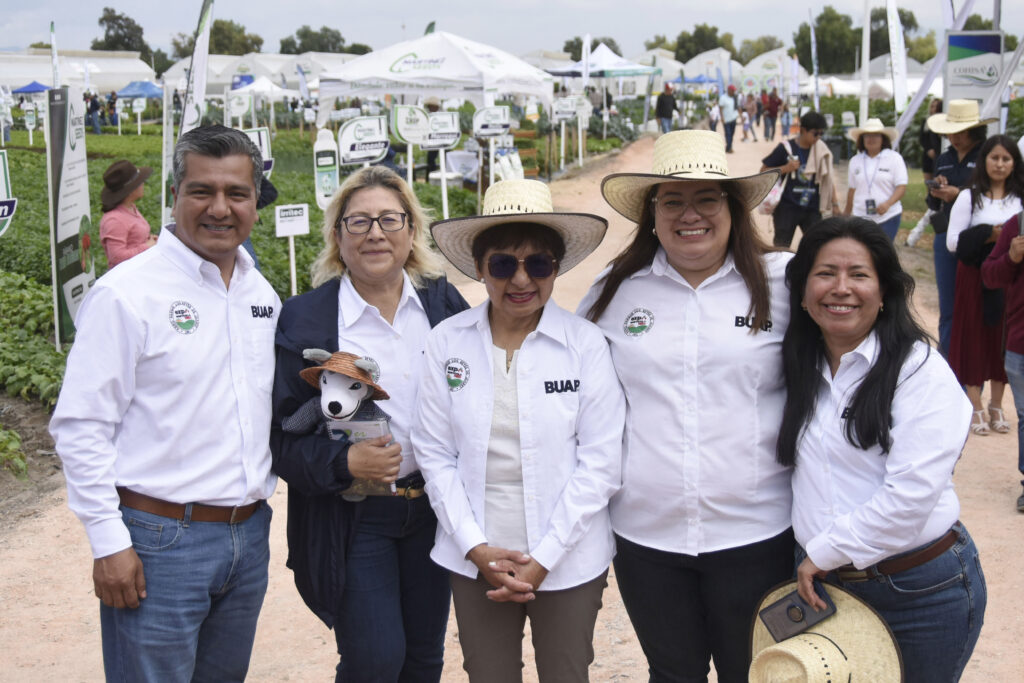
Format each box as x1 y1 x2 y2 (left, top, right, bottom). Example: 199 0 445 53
585 185 772 331
970 134 1024 210
776 217 928 467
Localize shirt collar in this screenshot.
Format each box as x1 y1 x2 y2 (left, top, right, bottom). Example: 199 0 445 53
457 296 570 348
157 224 254 284
823 331 880 381
644 247 738 288
338 271 422 326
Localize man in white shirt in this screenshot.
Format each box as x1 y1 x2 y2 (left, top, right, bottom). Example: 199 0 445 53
49 125 281 682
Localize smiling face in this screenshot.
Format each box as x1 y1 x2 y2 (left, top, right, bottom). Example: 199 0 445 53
335 186 414 291
985 143 1014 185
652 180 731 287
171 153 258 277
861 133 884 157
802 237 883 364
477 241 557 332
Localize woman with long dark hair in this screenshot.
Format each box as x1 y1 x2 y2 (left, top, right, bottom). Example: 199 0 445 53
946 134 1024 435
779 216 985 683
579 130 792 682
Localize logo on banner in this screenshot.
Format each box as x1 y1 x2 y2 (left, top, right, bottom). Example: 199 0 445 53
445 358 470 391
389 52 445 74
169 301 200 334
0 150 17 238
623 308 654 337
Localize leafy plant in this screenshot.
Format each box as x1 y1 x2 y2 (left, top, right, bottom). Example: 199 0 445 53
0 427 26 478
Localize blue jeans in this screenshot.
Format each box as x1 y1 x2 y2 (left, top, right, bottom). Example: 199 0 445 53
614 529 794 683
723 120 737 151
1003 350 1024 483
934 232 958 357
100 501 272 682
877 212 902 241
814 523 986 683
334 495 451 682
659 117 672 134
764 115 777 140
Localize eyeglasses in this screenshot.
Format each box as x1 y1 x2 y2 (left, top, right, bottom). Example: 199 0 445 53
486 252 558 279
807 129 824 137
339 212 407 234
652 191 728 219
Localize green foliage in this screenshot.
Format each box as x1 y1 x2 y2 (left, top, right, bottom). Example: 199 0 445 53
907 31 938 63
588 114 637 143
91 7 151 62
675 24 737 64
738 36 785 64
794 7 858 74
0 271 66 408
172 19 264 59
562 36 622 61
963 15 1018 51
0 427 27 478
869 8 919 60
280 25 346 54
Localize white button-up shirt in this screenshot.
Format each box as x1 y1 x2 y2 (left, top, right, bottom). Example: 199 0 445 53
49 227 280 559
336 272 431 477
793 334 971 571
412 299 624 591
577 249 793 555
847 149 909 223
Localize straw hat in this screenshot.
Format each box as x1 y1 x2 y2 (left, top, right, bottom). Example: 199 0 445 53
926 99 996 135
430 179 608 279
299 350 389 400
101 160 152 212
601 130 780 223
749 580 903 682
847 117 900 144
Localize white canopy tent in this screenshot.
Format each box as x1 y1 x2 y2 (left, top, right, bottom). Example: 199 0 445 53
232 75 300 98
318 31 555 111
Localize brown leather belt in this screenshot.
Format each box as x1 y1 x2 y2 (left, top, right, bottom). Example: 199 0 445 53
117 487 261 524
835 527 959 582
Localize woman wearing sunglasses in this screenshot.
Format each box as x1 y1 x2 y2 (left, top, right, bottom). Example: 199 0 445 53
579 130 792 682
270 165 469 681
414 179 624 681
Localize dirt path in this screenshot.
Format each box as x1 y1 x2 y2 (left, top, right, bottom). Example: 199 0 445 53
1 132 1022 682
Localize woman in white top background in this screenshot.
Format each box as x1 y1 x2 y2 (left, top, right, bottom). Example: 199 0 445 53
778 216 985 683
579 130 792 682
843 118 908 241
946 135 1024 435
414 179 624 682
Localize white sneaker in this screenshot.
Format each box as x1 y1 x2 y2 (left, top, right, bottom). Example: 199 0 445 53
906 209 933 247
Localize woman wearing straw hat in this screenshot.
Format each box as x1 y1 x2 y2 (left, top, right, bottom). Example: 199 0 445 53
99 159 157 268
414 179 623 682
270 165 469 682
843 118 908 241
778 216 986 683
579 130 793 682
925 98 996 357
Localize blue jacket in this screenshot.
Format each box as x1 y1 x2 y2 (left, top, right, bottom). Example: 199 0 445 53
270 275 468 627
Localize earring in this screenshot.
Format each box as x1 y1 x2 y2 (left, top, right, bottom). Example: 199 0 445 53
479 277 485 284
801 304 807 311
880 302 884 312
651 227 657 236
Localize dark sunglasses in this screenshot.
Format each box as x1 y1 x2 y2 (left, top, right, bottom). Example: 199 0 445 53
486 252 558 279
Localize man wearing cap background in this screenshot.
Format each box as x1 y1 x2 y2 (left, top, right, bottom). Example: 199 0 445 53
655 83 677 134
925 99 995 357
49 124 281 681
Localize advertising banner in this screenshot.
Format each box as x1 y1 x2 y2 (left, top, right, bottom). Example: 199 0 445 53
275 203 310 237
472 106 510 137
45 87 95 344
945 31 1003 103
242 126 274 177
0 150 17 238
313 128 339 209
228 93 253 119
420 112 460 150
179 0 214 139
24 108 36 130
391 104 430 144
553 98 576 122
338 116 389 165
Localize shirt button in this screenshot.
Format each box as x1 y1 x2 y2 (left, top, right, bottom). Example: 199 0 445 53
528 495 535 502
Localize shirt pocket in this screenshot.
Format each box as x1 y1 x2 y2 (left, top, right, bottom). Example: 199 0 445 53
247 325 277 393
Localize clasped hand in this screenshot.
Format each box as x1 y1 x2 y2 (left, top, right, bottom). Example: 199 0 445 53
467 544 548 603
347 435 402 483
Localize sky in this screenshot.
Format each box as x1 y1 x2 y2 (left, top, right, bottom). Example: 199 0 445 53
2 1 1021 62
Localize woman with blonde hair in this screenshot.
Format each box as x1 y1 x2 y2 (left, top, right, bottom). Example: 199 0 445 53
271 165 468 681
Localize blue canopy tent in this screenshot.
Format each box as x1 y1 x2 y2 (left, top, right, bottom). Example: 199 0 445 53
116 81 163 98
12 81 50 94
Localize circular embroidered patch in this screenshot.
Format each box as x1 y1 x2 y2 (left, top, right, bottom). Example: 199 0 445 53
360 355 381 383
445 358 470 392
623 307 654 337
168 301 199 335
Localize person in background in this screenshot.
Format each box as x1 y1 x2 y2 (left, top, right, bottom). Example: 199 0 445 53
271 165 468 682
764 87 782 141
720 84 739 153
907 98 945 248
416 179 622 682
924 99 994 357
89 93 102 134
708 92 720 132
742 93 759 142
580 130 792 682
779 99 792 138
99 160 157 268
779 217 985 683
760 110 840 248
656 83 678 135
49 125 279 681
843 118 908 241
946 135 1023 437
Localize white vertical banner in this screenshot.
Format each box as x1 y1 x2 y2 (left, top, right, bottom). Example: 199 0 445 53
179 0 214 140
859 0 871 125
581 34 592 91
50 22 60 88
161 85 175 226
809 9 820 110
886 0 909 113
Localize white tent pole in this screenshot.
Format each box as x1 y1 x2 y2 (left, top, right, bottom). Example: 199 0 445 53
440 147 449 219
602 77 608 140
560 120 565 171
859 0 870 125
407 142 414 187
489 138 495 187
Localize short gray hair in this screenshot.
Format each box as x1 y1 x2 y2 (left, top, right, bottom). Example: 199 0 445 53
172 125 262 194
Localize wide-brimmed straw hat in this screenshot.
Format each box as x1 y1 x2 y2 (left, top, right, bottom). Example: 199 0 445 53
299 350 389 400
101 160 152 211
927 99 997 135
601 130 779 223
430 179 607 279
749 580 903 682
847 117 900 144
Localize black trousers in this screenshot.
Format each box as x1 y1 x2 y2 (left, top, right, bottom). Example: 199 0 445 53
772 202 822 248
613 528 795 683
